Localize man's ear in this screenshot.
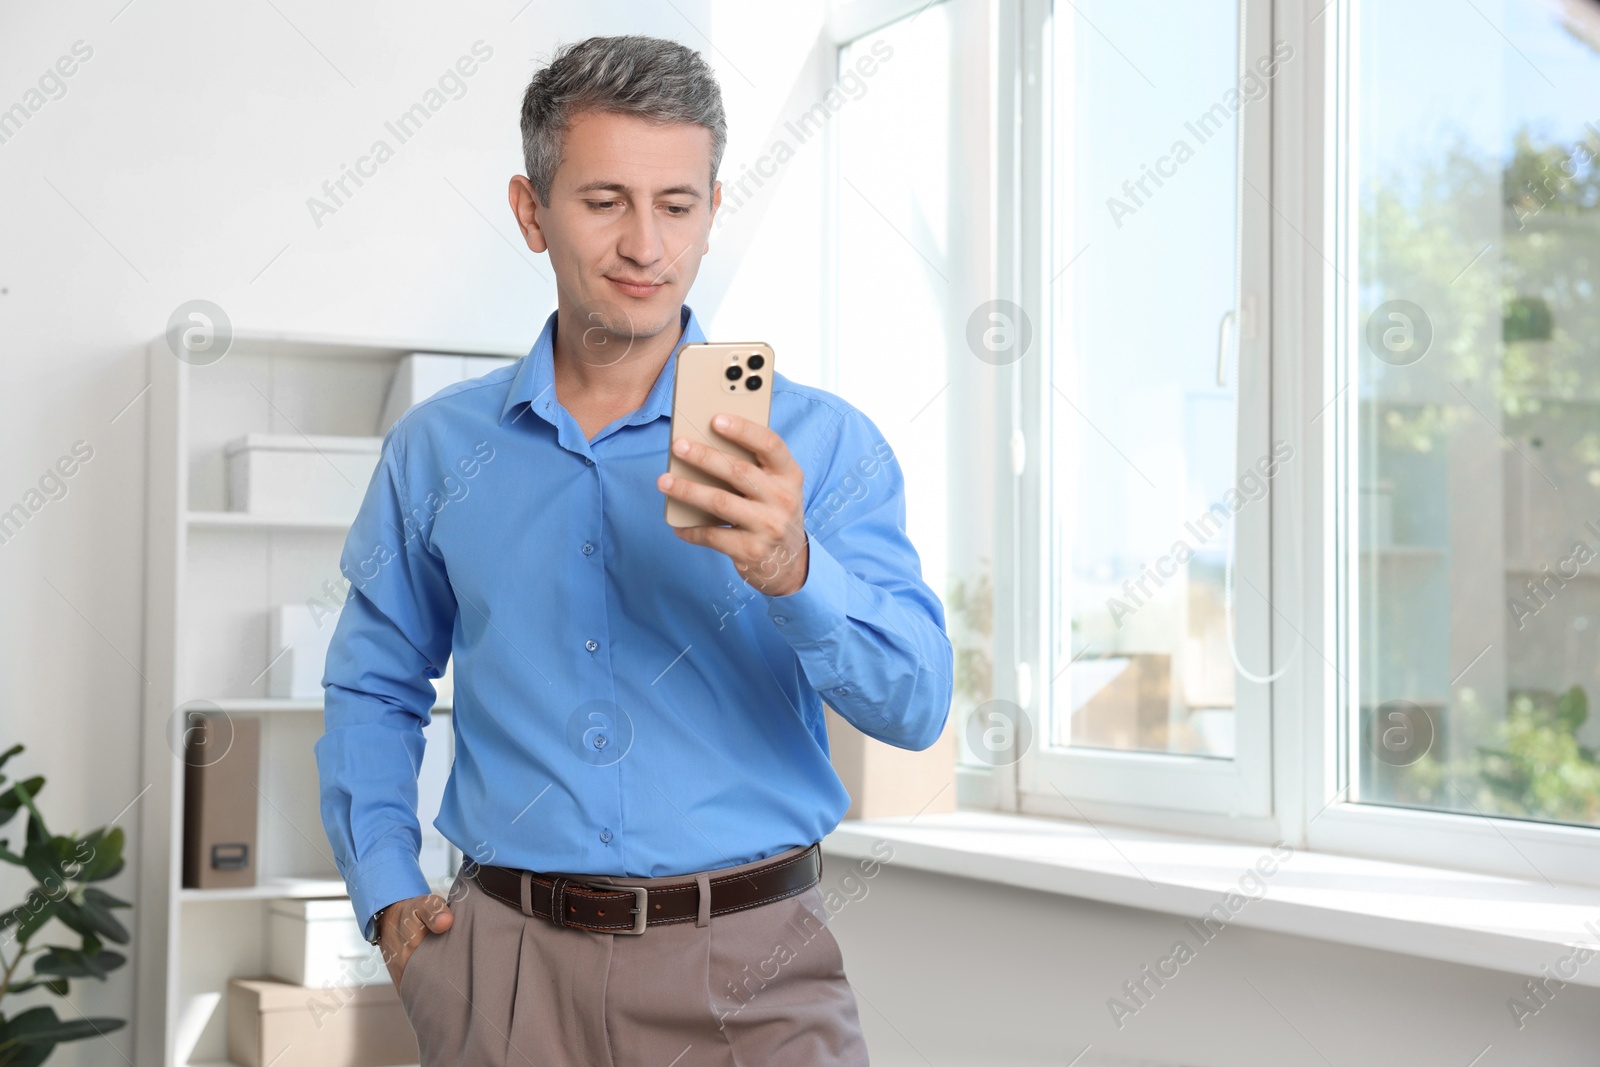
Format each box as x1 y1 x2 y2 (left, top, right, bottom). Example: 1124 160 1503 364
508 175 548 254
704 179 722 253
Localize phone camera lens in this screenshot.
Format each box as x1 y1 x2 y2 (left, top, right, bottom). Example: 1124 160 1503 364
724 365 743 381
744 375 763 391
746 354 765 370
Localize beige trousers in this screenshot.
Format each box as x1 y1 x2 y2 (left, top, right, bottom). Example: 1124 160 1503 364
398 844 870 1066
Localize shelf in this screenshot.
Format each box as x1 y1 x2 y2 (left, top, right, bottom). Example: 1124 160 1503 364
210 698 323 714
188 1063 417 1067
186 511 353 531
179 877 348 903
207 698 452 714
214 325 523 361
1363 545 1446 560
146 333 485 1066
1507 564 1600 580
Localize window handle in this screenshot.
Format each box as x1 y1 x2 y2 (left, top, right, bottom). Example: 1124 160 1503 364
1216 308 1236 388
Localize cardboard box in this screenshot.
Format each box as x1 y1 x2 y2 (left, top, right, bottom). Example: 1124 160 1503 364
268 898 389 988
225 433 381 518
182 714 260 889
228 978 417 1067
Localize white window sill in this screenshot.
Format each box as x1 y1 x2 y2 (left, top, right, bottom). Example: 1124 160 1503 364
822 810 1600 986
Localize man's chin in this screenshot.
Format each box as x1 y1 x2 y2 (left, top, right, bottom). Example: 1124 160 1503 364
584 294 677 337
562 293 679 363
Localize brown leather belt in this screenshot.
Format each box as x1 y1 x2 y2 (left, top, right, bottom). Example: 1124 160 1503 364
466 842 821 934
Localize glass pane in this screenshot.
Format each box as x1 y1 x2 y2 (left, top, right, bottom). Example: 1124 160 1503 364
837 6 991 760
1352 0 1600 828
1051 0 1244 758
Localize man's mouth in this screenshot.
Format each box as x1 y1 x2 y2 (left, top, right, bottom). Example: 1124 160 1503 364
606 276 665 298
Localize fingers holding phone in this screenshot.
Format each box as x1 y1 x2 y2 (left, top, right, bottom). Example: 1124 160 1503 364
660 343 808 596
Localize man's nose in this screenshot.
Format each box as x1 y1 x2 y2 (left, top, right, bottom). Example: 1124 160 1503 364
617 206 665 269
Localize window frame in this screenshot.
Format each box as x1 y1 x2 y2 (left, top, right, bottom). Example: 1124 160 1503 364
825 0 1600 889
1301 0 1600 888
1013 0 1280 826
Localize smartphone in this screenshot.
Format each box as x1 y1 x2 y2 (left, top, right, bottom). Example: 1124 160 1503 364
664 341 776 528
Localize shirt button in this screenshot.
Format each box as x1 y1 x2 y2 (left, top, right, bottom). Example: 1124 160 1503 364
599 829 613 844
773 615 787 625
592 733 607 750
834 686 851 696
582 542 595 555
585 639 599 652
584 456 594 466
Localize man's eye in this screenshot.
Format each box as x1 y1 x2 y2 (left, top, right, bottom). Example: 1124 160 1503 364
664 205 691 216
590 200 618 210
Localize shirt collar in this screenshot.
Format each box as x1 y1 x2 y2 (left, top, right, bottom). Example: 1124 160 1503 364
500 303 706 428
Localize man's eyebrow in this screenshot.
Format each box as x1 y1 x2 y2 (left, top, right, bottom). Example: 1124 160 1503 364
572 180 704 199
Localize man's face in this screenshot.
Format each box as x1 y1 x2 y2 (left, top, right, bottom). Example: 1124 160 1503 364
513 109 720 346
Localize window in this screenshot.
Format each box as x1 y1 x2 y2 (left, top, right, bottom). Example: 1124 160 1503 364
1019 0 1278 818
827 0 1600 884
833 0 998 776
1346 0 1600 832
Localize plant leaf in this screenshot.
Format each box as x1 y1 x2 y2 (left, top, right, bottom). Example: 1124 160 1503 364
64 895 129 945
1 1006 59 1040
22 811 47 851
0 1038 53 1067
12 782 48 843
0 779 44 830
32 948 126 980
15 895 60 944
81 887 129 912
74 828 125 883
0 743 22 776
48 903 93 943
5 1005 125 1045
21 836 76 893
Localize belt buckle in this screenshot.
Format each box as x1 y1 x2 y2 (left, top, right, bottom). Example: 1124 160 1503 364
586 881 647 934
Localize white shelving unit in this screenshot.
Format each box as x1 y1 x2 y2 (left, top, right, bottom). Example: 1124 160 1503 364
137 331 515 1066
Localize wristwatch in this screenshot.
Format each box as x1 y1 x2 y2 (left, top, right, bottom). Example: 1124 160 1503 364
366 908 390 947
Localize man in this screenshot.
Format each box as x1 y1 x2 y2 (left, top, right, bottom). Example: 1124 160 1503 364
316 33 952 1067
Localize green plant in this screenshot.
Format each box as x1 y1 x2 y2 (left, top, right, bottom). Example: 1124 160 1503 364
0 744 129 1066
1478 687 1600 825
946 561 994 706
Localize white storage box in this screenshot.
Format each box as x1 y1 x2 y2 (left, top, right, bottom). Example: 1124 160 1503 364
378 353 517 435
267 897 389 987
267 602 342 700
225 434 381 518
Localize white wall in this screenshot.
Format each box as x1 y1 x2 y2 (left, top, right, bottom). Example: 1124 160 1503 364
0 3 835 1063
824 856 1600 1066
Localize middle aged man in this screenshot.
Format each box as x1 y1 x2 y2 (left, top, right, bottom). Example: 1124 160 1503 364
317 32 953 1067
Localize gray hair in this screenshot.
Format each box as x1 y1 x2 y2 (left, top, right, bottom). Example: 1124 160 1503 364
519 35 727 206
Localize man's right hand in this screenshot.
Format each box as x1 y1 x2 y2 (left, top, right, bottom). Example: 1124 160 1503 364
378 893 454 991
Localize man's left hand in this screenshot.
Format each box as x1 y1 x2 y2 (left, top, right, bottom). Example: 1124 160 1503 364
658 413 809 596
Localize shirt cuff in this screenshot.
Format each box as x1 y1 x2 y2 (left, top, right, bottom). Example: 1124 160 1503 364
763 532 851 647
346 846 432 942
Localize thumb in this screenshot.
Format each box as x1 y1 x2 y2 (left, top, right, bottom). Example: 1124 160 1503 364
422 895 454 934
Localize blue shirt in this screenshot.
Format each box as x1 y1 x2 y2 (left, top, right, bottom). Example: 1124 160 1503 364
316 304 953 938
